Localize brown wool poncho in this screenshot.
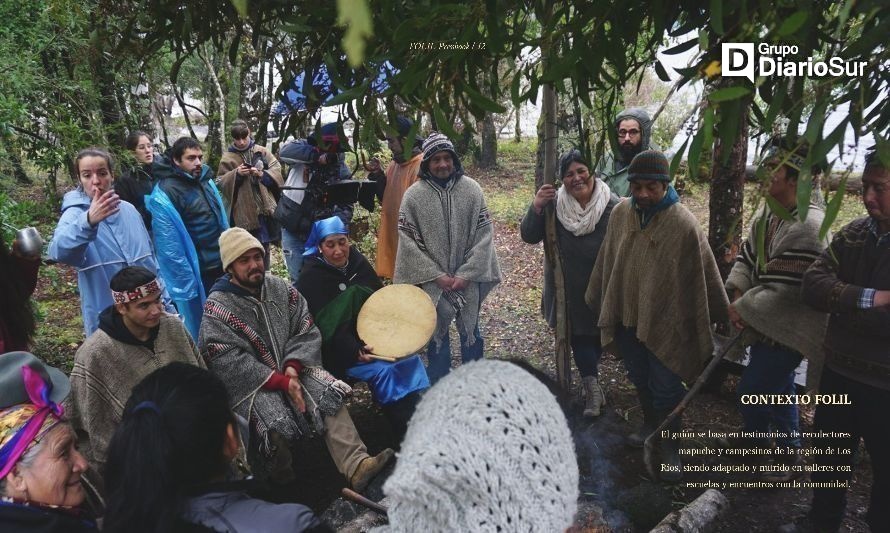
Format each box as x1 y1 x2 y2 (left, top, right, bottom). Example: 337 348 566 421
586 200 730 383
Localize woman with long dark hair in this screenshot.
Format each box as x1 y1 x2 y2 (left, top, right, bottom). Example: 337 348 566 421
0 232 38 353
103 363 330 533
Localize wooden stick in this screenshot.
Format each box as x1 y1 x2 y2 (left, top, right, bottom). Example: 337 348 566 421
643 333 742 479
341 487 388 516
366 353 397 362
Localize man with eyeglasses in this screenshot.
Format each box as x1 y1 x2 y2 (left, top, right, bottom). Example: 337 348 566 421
596 108 657 197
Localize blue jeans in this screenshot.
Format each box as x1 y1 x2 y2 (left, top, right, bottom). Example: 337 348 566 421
737 341 803 448
614 325 686 412
426 324 484 385
280 228 305 285
571 334 602 378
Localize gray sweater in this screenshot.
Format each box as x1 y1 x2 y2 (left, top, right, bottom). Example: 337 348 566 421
184 490 324 532
520 196 618 337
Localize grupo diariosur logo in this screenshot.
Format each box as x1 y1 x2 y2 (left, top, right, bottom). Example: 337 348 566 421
721 43 867 82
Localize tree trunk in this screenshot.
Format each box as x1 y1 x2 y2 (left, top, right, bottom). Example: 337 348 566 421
514 103 522 142
534 112 546 188
542 81 572 392
708 103 749 282
172 83 198 140
479 113 497 168
239 34 263 132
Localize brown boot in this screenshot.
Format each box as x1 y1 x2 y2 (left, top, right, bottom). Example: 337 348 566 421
349 448 395 492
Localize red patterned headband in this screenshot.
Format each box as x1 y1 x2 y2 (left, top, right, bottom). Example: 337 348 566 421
111 278 162 304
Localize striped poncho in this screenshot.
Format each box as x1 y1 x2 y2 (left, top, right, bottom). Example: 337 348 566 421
726 204 829 387
394 173 501 347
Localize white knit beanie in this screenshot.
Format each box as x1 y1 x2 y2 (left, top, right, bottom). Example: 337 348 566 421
373 360 579 533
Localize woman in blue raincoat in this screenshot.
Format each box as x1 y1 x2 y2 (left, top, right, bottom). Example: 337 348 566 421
48 148 173 336
297 217 429 440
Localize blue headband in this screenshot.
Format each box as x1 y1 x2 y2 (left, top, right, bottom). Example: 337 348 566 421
303 217 349 257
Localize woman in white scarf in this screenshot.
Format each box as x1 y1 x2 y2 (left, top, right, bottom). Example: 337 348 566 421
520 150 618 417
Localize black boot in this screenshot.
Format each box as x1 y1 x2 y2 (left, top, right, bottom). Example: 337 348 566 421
658 412 683 483
627 390 658 448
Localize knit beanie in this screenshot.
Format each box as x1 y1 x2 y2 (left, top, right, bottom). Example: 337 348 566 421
374 360 579 533
219 227 264 271
420 131 458 173
627 149 671 182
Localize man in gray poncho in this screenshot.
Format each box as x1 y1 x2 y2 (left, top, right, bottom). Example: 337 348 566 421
199 227 393 491
596 107 657 197
394 132 501 384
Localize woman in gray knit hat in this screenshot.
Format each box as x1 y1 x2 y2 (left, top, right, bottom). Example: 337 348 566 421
520 149 619 417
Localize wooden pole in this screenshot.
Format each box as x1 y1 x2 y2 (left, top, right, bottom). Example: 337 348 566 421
541 81 572 392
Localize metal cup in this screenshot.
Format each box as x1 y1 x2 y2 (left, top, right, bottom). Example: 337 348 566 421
15 227 44 258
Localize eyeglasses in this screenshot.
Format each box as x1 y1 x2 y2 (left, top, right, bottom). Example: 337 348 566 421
617 129 641 138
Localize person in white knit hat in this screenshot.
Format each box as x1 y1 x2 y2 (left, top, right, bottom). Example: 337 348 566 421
373 359 579 533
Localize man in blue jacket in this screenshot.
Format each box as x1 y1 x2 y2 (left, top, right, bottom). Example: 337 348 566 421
151 137 229 295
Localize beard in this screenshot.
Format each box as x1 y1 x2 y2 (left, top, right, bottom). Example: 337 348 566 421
234 268 265 290
619 140 643 163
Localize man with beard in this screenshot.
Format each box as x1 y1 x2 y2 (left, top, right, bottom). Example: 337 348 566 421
199 228 393 491
586 150 729 482
394 132 502 384
364 116 424 278
148 137 229 338
596 108 656 197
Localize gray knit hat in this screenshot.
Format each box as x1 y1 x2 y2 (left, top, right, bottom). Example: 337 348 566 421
421 131 456 163
627 149 671 182
373 360 579 533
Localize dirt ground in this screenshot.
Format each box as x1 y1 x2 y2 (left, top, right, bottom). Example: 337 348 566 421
18 155 874 532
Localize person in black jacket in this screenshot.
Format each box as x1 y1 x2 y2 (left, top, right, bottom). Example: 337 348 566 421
297 217 429 439
151 137 228 294
115 131 158 232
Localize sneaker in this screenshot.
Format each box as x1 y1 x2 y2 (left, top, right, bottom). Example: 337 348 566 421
349 448 395 492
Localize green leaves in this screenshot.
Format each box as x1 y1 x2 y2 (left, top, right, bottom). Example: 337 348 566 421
776 12 808 37
337 0 374 67
819 177 848 241
708 86 751 103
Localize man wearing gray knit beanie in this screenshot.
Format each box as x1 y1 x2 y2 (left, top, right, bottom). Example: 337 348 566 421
586 150 729 482
394 132 501 384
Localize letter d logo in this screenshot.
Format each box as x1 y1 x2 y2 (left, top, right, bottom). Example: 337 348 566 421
722 43 755 83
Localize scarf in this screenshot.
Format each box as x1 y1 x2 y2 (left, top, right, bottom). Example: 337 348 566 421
0 367 65 478
632 184 680 229
555 179 612 236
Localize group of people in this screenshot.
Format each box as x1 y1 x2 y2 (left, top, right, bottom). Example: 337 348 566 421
521 109 888 533
0 105 887 532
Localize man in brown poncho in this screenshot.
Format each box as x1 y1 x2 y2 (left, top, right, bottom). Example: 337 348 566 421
365 116 424 278
586 150 729 482
217 119 284 270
